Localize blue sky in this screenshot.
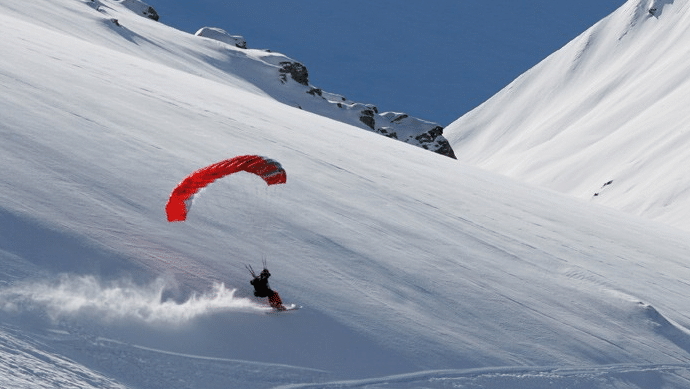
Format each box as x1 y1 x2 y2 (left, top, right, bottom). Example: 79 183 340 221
147 0 626 126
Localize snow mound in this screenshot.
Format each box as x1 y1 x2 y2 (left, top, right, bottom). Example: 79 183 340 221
195 27 247 49
636 302 690 354
112 0 158 21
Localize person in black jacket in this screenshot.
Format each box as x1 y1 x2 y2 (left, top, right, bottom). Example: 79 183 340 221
248 265 285 311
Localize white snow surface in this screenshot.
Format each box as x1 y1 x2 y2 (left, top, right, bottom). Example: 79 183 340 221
445 0 690 232
1 0 690 388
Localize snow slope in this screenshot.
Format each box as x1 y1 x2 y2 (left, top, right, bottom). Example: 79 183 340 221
2 0 690 387
445 0 690 232
2 0 454 159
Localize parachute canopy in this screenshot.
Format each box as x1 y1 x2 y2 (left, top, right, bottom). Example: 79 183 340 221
166 155 286 222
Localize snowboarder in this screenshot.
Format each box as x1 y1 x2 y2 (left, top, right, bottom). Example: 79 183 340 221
247 263 286 311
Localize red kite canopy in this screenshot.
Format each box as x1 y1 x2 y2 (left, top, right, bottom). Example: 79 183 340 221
166 155 286 222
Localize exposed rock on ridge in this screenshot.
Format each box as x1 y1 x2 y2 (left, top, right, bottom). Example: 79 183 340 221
197 27 455 159
279 62 309 86
282 63 456 159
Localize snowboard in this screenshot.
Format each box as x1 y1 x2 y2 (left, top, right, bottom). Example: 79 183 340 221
265 303 301 313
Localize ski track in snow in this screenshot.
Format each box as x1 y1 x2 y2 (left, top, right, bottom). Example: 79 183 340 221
0 320 331 389
0 324 127 389
275 364 690 388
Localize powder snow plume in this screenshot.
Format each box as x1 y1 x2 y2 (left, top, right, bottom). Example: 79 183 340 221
0 275 266 324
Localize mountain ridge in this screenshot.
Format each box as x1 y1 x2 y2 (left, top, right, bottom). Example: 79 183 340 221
445 0 690 231
192 24 456 158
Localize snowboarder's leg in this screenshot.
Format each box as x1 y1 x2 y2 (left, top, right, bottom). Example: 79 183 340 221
268 290 286 311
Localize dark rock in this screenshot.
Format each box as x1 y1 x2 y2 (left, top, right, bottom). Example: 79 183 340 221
144 6 159 21
414 126 444 143
391 114 408 123
279 61 309 86
434 138 457 159
307 88 323 97
359 113 376 130
376 128 398 140
413 126 457 159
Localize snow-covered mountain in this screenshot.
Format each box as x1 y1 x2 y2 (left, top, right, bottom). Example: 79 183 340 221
194 19 456 158
2 0 690 388
445 0 690 231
